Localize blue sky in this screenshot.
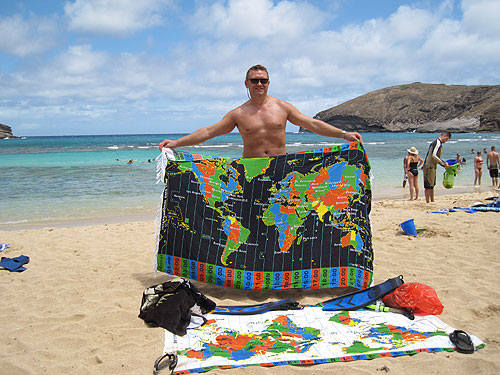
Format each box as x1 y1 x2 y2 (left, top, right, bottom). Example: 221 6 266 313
1 0 499 136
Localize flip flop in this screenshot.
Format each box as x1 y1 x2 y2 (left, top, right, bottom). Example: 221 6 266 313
449 330 475 354
0 255 30 272
0 243 10 252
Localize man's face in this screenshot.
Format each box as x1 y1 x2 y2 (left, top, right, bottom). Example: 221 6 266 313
441 134 450 143
245 70 269 97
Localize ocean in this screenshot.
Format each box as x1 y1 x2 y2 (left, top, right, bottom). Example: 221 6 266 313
1 132 499 229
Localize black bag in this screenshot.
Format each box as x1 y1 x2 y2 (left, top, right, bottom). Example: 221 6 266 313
139 278 216 336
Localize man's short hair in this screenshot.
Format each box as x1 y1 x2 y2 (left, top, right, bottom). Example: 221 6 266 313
441 131 451 138
246 64 269 80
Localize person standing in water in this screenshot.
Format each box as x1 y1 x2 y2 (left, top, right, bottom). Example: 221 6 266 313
405 147 424 200
474 151 484 186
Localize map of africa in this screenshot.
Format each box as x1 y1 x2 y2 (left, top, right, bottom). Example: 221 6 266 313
157 142 373 290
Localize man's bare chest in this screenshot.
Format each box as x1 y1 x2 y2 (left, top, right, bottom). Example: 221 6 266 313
236 108 287 132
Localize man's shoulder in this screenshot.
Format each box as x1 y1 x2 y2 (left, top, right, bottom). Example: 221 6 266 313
264 95 292 108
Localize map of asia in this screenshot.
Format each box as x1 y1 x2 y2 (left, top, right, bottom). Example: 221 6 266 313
156 142 372 290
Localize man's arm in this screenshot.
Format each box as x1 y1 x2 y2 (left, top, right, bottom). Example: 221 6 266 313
284 101 363 143
159 111 237 150
431 140 449 168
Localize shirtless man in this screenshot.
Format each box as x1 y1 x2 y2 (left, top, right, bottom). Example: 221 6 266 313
159 65 362 157
487 146 500 187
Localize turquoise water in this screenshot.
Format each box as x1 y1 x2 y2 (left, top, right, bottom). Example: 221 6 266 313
1 132 499 228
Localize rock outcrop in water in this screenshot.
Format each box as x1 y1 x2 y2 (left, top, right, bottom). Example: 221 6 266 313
304 83 500 133
0 123 16 139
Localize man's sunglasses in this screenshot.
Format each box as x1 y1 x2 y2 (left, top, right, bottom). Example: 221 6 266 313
248 78 269 84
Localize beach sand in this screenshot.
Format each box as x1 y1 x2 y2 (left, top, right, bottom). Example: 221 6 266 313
1 191 499 374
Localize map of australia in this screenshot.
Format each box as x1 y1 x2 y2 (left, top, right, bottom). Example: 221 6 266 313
157 142 372 290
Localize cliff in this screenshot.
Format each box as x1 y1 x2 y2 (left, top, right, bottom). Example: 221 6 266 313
0 123 16 138
306 83 500 133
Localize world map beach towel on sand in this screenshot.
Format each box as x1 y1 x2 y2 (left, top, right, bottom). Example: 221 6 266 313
156 142 372 290
161 306 485 374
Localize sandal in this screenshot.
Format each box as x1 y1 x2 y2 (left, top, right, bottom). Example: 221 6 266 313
449 330 474 354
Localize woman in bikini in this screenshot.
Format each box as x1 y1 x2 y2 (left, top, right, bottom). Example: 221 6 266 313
474 151 484 186
405 147 424 200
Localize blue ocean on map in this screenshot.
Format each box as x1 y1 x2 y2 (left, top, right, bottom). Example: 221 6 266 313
1 132 499 228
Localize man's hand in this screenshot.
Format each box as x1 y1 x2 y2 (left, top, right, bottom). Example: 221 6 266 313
159 139 178 150
444 162 450 169
345 131 363 143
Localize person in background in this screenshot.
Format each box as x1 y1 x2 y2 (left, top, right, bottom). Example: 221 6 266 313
405 147 424 200
474 151 483 186
159 64 362 158
402 153 409 188
486 146 499 187
423 131 451 203
456 153 462 170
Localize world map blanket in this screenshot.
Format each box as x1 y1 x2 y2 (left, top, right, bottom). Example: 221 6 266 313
156 142 372 290
161 306 485 374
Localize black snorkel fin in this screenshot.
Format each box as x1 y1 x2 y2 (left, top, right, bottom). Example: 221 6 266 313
321 275 404 311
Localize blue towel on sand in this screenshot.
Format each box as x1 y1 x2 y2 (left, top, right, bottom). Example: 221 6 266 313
0 255 29 272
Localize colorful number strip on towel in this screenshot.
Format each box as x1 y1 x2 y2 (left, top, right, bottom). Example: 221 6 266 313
162 306 484 374
156 142 372 290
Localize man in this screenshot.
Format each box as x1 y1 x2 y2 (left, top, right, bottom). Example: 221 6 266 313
487 146 500 187
159 65 362 157
423 131 451 203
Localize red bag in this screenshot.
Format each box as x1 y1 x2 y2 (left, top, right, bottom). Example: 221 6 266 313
383 283 444 315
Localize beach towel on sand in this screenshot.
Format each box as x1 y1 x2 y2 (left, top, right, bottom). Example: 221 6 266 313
155 142 372 290
160 306 485 374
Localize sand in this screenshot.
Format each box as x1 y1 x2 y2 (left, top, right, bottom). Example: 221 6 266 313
1 191 499 375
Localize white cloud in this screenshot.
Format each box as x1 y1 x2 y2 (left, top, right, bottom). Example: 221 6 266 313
461 0 500 38
57 44 109 75
191 0 326 40
0 14 58 57
64 0 172 36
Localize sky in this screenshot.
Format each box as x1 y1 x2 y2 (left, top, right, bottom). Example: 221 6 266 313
1 0 499 136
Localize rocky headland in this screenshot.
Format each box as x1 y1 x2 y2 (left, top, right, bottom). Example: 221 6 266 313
305 83 500 133
0 123 17 138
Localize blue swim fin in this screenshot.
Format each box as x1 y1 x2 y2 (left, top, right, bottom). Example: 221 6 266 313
321 275 404 311
213 299 301 315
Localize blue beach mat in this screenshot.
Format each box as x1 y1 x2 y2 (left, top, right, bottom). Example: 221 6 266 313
160 306 485 374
